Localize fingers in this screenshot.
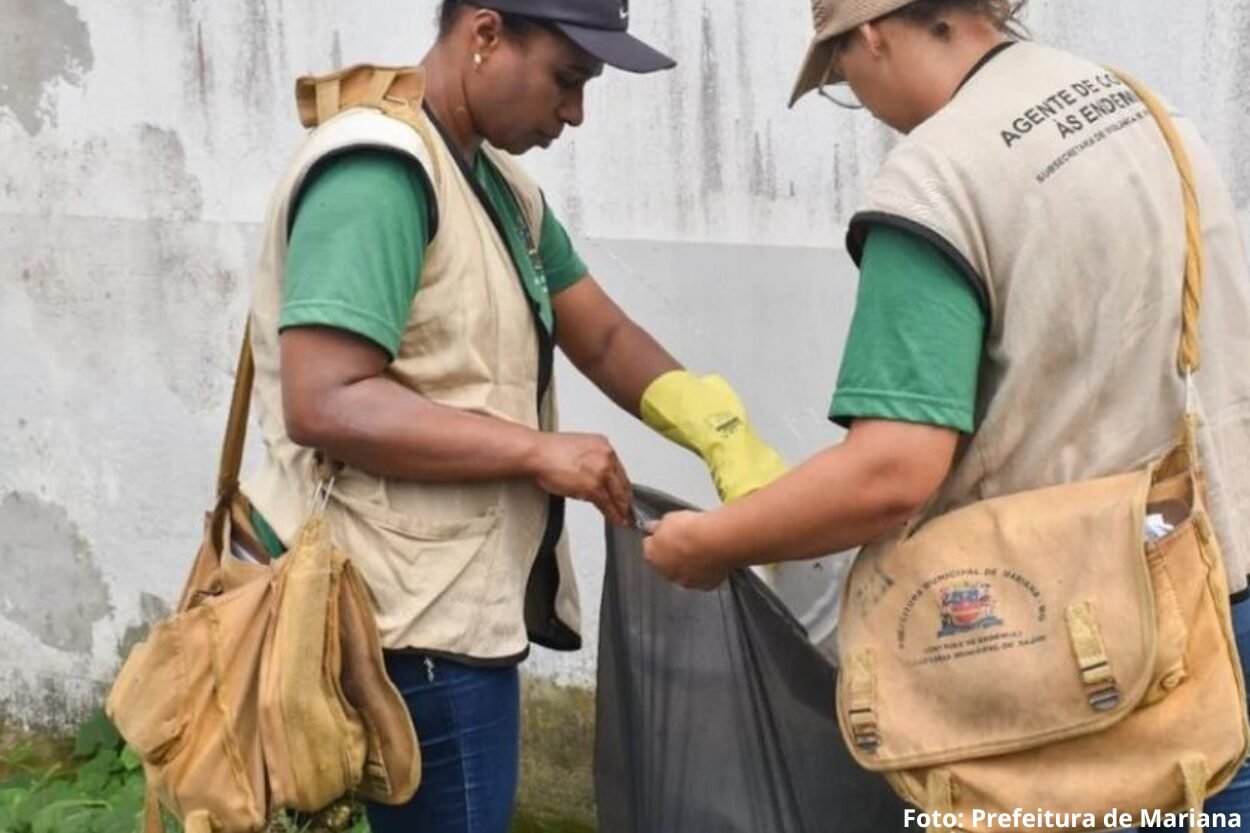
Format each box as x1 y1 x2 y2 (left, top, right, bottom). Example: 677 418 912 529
602 451 634 526
576 435 632 527
533 432 633 526
591 486 631 528
642 512 729 591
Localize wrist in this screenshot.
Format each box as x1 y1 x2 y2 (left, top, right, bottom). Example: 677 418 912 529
517 427 548 480
691 507 749 570
639 370 705 455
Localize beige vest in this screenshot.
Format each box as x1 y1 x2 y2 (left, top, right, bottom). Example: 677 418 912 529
851 43 1250 593
242 68 580 660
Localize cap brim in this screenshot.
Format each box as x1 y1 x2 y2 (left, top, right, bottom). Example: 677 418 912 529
788 37 838 108
554 22 676 73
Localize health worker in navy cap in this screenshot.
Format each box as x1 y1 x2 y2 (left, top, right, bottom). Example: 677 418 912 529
239 3 789 832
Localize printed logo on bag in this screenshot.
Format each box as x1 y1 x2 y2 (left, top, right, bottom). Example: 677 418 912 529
936 582 1003 638
896 567 1049 667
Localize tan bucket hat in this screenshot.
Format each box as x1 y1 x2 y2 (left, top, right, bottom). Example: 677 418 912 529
789 0 917 106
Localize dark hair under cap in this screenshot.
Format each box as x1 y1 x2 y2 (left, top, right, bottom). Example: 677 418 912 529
890 0 1029 39
437 1 551 38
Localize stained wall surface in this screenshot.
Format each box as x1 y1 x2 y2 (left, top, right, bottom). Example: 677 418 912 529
2 0 1247 725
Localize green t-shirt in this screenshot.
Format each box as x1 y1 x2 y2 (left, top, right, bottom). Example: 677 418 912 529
255 148 590 556
281 147 589 357
830 224 986 433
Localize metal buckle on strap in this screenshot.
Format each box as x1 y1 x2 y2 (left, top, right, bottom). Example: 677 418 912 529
1066 602 1122 711
848 708 881 752
1084 681 1122 712
846 649 881 753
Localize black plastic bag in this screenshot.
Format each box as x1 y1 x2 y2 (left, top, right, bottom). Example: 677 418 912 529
595 486 909 833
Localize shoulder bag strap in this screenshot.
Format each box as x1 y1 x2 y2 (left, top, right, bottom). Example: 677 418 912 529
1113 71 1205 380
215 321 254 506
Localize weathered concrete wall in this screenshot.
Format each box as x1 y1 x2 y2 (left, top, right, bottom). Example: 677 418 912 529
3 0 1249 731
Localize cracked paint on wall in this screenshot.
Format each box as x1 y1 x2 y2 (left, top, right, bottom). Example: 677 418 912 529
239 0 279 110
0 671 104 732
1230 1 1250 206
145 232 241 413
117 592 172 661
0 0 94 135
136 125 205 221
698 3 724 198
0 491 111 654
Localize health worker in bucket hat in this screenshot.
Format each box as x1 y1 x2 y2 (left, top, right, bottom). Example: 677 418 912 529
644 0 1031 582
788 0 920 102
238 2 789 832
644 5 1250 817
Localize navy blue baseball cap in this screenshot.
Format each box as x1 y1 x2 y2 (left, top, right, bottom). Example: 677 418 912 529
474 0 676 73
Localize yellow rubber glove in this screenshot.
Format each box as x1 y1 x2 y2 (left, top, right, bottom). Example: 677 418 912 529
640 370 789 503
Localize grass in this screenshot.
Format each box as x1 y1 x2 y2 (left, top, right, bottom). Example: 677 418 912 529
0 711 595 833
510 813 597 833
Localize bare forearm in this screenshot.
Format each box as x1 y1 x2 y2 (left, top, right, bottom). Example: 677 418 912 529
289 374 542 482
576 320 680 416
699 442 919 566
553 279 680 416
642 421 957 589
693 421 958 566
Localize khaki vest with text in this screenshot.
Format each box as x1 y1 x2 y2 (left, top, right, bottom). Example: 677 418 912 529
852 43 1250 593
243 68 579 660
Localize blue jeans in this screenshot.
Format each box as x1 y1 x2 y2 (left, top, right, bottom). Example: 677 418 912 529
365 653 521 833
1132 597 1250 831
1203 597 1250 827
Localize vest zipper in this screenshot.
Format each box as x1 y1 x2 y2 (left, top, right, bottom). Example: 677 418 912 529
421 107 577 651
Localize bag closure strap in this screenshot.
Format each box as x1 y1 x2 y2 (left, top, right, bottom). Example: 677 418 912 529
1179 756 1209 833
143 786 164 833
846 649 881 753
1065 601 1122 712
925 770 957 833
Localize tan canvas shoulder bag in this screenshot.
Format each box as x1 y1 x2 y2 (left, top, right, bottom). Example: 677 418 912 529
107 331 420 831
108 66 443 833
836 74 1250 833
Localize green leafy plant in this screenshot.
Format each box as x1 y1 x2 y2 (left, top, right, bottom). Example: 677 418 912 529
0 711 145 833
0 711 585 833
0 713 370 833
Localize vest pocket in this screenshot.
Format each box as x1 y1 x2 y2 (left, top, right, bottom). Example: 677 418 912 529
375 507 501 598
327 493 503 637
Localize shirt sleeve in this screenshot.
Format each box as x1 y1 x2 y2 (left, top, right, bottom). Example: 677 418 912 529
538 195 589 295
281 148 433 359
829 223 986 433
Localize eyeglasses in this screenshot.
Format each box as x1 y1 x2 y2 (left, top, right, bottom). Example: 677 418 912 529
815 39 864 111
817 83 864 110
